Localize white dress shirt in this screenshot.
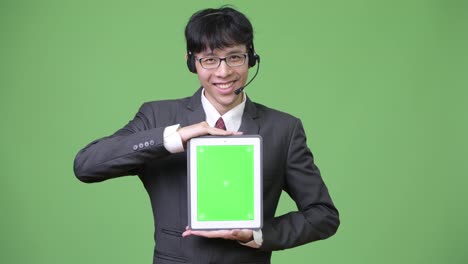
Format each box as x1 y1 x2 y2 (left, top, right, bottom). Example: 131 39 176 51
201 88 245 132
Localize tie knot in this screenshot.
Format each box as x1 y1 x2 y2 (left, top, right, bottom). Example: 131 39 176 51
215 117 226 130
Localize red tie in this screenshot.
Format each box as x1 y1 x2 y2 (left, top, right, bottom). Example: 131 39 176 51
215 117 226 130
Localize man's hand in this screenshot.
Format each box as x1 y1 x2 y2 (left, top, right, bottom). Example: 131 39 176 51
182 227 254 243
177 121 242 144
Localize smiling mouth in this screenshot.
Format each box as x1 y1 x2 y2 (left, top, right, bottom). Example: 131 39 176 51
214 81 235 89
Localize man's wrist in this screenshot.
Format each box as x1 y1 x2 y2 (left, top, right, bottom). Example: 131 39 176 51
238 232 254 243
238 229 262 248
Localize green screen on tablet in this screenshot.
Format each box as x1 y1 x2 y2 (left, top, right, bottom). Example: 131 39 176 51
196 145 254 221
188 136 262 230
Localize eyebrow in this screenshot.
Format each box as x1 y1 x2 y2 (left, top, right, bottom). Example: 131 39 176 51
200 49 246 57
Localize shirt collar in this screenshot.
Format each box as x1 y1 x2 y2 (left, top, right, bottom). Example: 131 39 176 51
201 88 246 132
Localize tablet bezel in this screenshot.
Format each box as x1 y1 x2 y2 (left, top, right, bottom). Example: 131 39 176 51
187 135 263 230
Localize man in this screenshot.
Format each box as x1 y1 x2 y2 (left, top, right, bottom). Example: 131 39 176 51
74 7 339 264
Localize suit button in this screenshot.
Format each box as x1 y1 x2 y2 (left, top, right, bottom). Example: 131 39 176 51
144 141 149 147
150 140 155 145
132 145 138 150
139 143 144 149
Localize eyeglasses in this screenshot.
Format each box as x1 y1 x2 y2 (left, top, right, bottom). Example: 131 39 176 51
196 53 248 69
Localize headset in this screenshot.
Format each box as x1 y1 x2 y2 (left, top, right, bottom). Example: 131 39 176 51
186 44 260 73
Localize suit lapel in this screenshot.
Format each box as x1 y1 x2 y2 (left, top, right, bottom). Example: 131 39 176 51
183 88 206 127
239 97 260 135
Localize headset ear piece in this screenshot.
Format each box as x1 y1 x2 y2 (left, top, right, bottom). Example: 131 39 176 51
248 44 259 68
187 52 197 73
248 52 259 68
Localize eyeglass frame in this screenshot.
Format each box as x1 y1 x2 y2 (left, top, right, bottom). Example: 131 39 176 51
195 53 248 69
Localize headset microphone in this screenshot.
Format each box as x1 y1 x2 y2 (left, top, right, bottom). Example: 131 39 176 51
234 57 260 95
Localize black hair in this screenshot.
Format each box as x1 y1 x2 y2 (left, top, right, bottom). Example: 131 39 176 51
185 6 254 54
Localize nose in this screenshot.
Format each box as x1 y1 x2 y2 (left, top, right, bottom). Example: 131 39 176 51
215 60 232 77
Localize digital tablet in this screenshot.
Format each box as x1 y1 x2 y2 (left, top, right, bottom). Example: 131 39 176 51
187 135 263 230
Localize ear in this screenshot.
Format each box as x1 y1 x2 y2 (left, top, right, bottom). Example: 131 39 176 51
185 54 189 61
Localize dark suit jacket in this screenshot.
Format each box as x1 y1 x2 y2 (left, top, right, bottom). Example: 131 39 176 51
74 88 339 264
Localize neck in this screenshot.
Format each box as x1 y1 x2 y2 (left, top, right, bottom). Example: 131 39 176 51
218 94 243 115
205 91 243 116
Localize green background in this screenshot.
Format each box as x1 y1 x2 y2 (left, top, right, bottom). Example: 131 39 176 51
197 145 254 221
1 0 467 263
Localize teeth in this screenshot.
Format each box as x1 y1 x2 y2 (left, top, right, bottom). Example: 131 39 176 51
216 82 234 89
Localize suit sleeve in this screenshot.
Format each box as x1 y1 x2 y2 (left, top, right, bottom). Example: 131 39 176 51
260 119 340 250
73 102 171 183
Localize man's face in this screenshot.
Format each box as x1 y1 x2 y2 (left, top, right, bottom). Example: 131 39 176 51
194 44 249 115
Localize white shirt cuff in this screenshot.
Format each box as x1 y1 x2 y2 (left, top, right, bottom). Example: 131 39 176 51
239 229 263 248
163 124 184 153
